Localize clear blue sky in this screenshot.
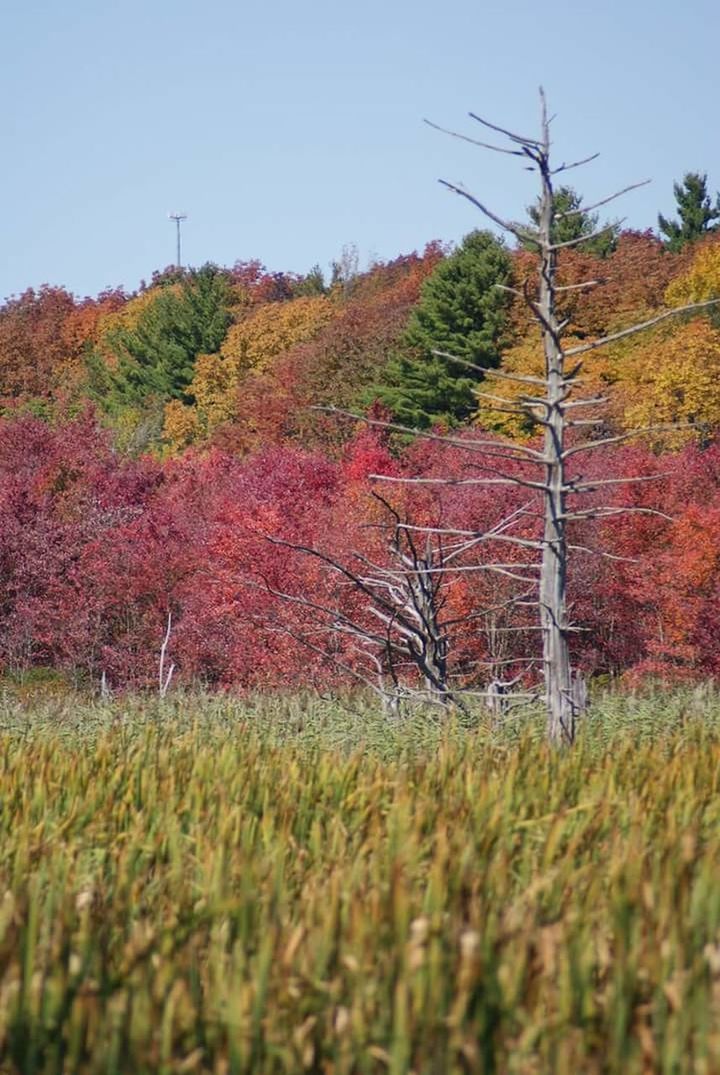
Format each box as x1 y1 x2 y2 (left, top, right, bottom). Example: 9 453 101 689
2 0 718 301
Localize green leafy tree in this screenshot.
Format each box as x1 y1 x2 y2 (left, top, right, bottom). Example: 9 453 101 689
658 172 720 252
526 185 618 256
293 264 327 298
101 264 233 412
372 230 512 427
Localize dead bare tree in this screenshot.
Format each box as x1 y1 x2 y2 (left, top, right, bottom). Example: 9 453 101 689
425 91 719 744
316 92 718 746
261 493 537 716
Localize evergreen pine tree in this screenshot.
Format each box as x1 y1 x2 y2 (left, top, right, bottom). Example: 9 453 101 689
104 264 233 411
372 231 511 427
658 173 720 252
526 186 618 256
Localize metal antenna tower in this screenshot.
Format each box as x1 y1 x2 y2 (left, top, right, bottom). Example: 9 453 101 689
168 212 188 268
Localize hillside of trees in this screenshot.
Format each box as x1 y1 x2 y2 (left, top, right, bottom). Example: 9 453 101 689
2 172 720 695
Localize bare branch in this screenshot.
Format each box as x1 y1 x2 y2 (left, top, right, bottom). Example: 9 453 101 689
565 300 720 358
474 394 549 422
370 472 549 492
443 589 537 629
475 389 543 410
554 179 651 218
255 581 391 652
399 523 543 551
562 425 691 459
440 565 541 583
362 562 539 583
549 219 626 251
568 544 640 564
460 656 542 668
467 110 543 148
551 152 600 174
158 610 175 699
438 180 538 243
313 404 547 461
424 118 526 156
555 280 601 293
484 367 548 388
562 396 609 409
262 543 426 644
566 473 669 492
562 506 673 522
432 349 548 388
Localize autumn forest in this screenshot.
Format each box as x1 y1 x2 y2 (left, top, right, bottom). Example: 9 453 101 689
2 170 720 700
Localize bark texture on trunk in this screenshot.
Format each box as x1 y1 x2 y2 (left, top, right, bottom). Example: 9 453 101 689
536 106 576 746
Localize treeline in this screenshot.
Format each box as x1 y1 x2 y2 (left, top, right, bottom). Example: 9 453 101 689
0 172 718 457
1 412 720 691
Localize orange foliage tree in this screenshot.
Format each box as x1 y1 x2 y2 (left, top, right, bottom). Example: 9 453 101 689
0 287 78 401
57 289 127 395
508 231 685 340
210 247 445 454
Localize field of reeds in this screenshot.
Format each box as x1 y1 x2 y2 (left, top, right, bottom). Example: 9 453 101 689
1 689 720 1073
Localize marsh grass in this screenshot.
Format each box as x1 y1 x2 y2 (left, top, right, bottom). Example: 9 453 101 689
0 687 719 1072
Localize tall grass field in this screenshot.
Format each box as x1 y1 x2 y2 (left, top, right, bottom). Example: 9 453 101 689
1 689 719 1073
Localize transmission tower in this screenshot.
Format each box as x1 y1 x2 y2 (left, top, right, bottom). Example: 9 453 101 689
168 212 188 268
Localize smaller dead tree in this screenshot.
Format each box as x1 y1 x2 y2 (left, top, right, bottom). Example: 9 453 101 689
263 493 536 716
158 610 175 699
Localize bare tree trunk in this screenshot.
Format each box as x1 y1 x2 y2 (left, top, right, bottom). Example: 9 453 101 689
407 534 451 705
536 104 575 746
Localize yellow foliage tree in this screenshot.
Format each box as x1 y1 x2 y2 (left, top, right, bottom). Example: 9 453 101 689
478 318 720 447
475 334 592 439
474 338 544 439
162 353 238 452
620 319 720 446
163 400 202 453
191 353 239 430
220 295 332 373
666 238 720 306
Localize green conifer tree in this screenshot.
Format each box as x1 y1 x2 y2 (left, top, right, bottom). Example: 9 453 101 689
104 264 233 411
526 186 618 256
658 173 720 252
372 230 512 427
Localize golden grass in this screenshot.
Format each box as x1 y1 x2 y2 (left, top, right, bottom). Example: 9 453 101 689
0 691 719 1072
